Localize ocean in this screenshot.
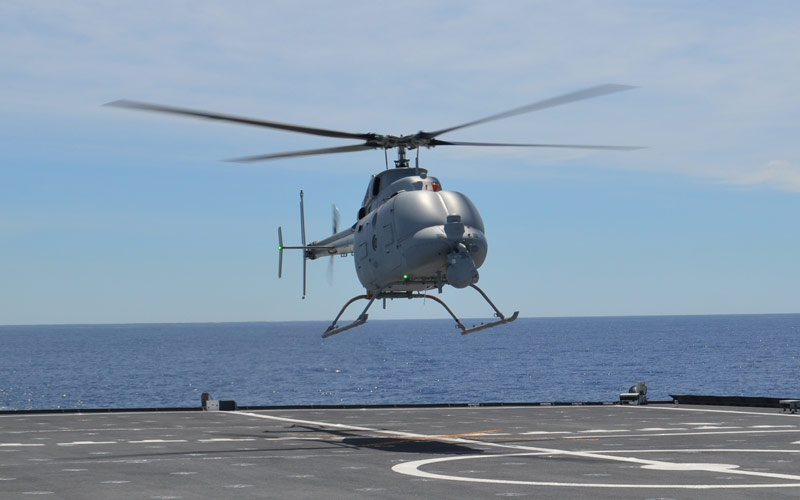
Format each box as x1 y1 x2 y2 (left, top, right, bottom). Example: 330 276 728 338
0 315 798 411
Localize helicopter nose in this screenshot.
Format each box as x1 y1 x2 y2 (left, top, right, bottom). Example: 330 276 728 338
446 250 479 288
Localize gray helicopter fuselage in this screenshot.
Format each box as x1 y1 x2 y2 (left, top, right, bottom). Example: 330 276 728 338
352 167 487 294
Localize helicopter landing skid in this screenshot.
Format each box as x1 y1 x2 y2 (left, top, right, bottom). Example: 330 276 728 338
322 284 519 338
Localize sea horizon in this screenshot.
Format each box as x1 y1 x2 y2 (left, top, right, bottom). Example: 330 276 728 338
2 314 798 411
3 311 799 328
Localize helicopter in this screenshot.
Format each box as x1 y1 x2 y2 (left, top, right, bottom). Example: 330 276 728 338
106 84 640 337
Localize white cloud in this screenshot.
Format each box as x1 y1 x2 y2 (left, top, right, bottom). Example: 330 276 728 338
726 160 800 192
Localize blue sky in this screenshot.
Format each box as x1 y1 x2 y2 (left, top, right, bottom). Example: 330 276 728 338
1 1 799 325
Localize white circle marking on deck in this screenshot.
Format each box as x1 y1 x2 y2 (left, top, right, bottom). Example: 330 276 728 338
393 450 800 489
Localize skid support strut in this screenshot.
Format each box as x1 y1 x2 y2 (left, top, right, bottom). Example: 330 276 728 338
322 283 519 338
464 284 520 334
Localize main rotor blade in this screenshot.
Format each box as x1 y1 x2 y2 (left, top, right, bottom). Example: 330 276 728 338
422 84 636 138
430 139 644 151
105 100 373 141
226 144 375 163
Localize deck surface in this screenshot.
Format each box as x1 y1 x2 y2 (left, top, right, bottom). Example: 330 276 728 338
2 404 800 499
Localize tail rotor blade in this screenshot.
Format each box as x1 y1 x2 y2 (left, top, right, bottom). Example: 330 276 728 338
332 204 340 234
300 191 307 247
278 227 284 279
327 203 340 286
300 190 307 299
302 256 307 300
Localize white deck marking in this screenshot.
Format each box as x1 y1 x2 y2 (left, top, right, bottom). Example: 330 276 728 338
564 429 800 439
638 428 686 431
595 449 800 454
0 410 178 418
519 431 571 435
265 436 346 442
2 425 180 435
657 406 800 418
0 443 45 447
230 410 800 490
128 440 187 444
197 438 255 443
57 441 116 446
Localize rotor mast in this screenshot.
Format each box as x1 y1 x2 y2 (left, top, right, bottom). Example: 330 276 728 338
394 144 410 168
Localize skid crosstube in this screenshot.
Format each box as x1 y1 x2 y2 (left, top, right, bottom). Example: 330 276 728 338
322 284 519 338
